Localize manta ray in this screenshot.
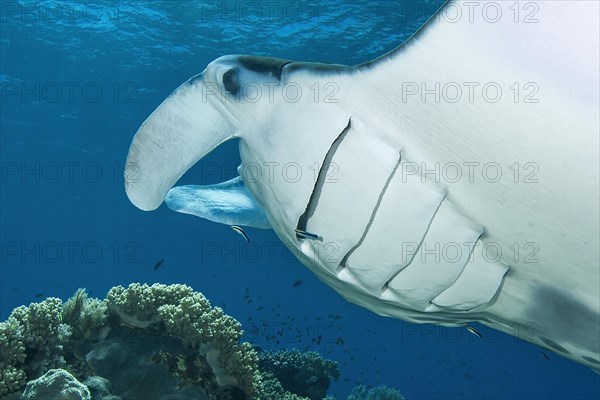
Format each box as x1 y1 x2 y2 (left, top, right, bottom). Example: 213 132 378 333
124 1 600 372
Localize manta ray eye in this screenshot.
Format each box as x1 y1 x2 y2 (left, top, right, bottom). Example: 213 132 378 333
222 68 240 94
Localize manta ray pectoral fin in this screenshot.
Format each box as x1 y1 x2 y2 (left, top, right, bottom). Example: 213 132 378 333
165 176 272 229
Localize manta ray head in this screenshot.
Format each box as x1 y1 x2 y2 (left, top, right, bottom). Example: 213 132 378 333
125 54 353 241
125 54 287 211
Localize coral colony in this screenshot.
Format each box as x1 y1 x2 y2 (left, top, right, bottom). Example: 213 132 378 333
0 284 403 399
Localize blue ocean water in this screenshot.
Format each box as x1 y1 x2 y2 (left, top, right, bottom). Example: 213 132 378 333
0 1 599 399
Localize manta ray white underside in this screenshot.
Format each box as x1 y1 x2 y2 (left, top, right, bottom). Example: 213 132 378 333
124 1 600 372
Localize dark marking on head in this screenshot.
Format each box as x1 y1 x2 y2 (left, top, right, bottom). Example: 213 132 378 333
582 356 600 365
237 55 292 80
539 337 570 354
283 61 351 76
222 68 240 94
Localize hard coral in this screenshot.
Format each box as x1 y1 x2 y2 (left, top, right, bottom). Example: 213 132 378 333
0 298 70 395
0 365 26 396
107 283 196 324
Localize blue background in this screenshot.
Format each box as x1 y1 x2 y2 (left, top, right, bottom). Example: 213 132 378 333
1 1 599 399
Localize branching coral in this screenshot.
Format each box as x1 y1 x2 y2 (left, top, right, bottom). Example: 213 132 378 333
0 319 27 395
0 365 26 396
0 298 70 396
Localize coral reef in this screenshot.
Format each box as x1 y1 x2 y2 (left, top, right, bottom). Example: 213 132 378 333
258 348 340 400
0 284 286 399
0 283 405 400
1 284 259 398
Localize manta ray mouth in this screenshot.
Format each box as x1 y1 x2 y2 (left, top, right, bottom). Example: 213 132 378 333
124 76 236 211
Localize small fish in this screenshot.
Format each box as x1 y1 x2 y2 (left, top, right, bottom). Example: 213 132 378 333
305 376 318 384
466 326 482 338
295 229 322 241
293 280 303 287
153 259 164 271
231 225 250 242
35 293 44 298
541 352 550 360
